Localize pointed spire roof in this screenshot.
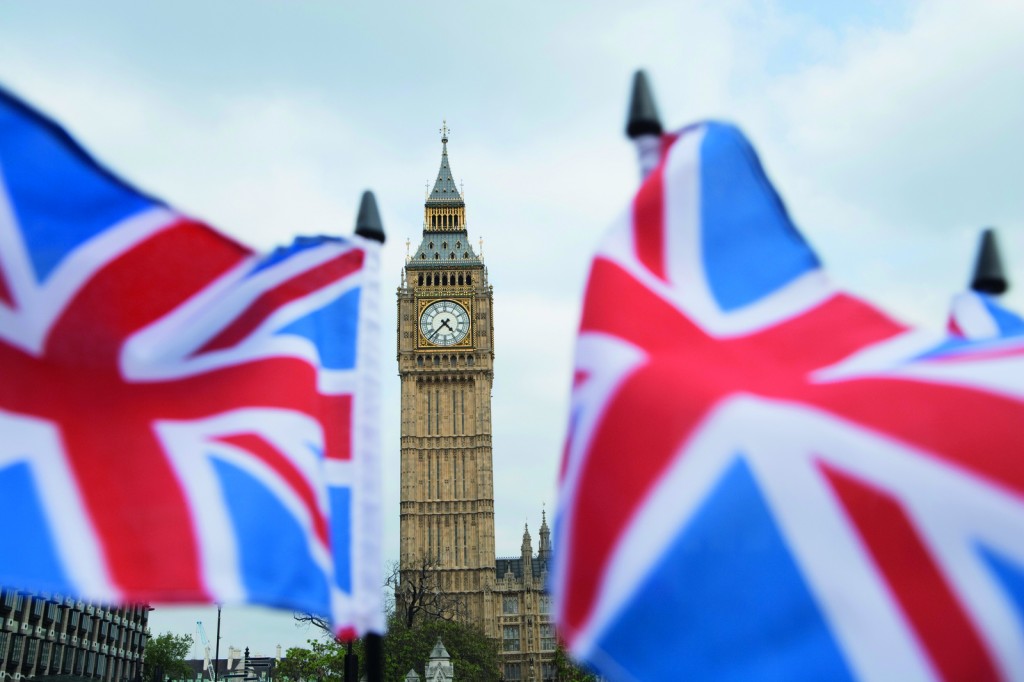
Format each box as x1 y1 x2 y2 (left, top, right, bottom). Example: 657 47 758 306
429 640 450 660
427 121 464 206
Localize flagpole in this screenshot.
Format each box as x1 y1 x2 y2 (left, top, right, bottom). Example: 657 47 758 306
353 189 385 682
355 190 386 244
214 605 221 682
970 228 1008 294
625 70 663 180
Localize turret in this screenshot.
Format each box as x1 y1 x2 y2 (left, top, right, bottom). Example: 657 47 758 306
521 523 534 587
539 509 551 562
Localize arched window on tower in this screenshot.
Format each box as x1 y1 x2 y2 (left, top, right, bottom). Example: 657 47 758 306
418 273 424 286
442 274 448 286
454 215 459 227
449 252 455 259
466 274 472 285
458 274 464 285
431 216 436 227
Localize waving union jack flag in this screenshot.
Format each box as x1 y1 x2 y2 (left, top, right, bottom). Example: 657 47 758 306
553 121 1024 680
0 86 382 635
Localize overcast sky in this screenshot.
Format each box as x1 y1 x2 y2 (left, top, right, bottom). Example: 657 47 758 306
1 0 1022 657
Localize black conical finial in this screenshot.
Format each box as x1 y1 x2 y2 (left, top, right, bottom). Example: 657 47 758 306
626 70 663 139
354 190 385 244
971 228 1007 294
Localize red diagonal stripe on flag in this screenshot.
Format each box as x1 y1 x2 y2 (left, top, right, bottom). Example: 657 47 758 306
215 433 330 546
0 262 12 306
45 219 249 365
822 463 1000 681
197 249 365 355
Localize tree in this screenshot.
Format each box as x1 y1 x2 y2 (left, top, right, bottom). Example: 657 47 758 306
144 631 194 682
289 555 495 679
389 555 466 628
276 640 348 682
552 644 597 682
377 612 499 682
291 612 333 640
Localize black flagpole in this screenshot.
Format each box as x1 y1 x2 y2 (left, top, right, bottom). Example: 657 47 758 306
353 190 384 682
626 69 664 180
214 605 221 682
355 190 386 244
970 227 1008 295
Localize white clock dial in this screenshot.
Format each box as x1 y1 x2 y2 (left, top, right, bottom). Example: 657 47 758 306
420 300 470 346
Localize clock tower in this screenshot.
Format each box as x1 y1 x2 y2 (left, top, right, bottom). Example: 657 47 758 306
397 125 496 631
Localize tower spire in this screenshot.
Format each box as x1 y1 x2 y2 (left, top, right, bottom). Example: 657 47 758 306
426 121 463 207
539 508 551 561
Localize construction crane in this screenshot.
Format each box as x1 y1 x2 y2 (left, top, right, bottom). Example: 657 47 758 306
197 621 214 681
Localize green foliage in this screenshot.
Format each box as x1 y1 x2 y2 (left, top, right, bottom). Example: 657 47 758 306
552 644 597 682
380 613 500 682
144 631 194 682
279 614 500 682
276 639 348 682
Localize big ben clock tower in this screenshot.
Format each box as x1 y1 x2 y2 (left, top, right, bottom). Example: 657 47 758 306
397 124 496 632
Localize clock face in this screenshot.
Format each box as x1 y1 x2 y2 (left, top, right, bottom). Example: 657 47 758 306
420 300 471 347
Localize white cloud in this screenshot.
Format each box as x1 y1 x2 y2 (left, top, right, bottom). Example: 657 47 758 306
755 0 1024 323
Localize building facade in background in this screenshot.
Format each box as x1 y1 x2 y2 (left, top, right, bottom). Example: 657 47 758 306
397 128 554 681
0 589 149 681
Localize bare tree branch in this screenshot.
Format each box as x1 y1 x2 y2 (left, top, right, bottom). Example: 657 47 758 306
390 554 467 628
293 554 467 637
291 611 333 639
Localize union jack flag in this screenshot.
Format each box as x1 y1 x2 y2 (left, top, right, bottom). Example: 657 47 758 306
553 121 1024 680
0 86 382 635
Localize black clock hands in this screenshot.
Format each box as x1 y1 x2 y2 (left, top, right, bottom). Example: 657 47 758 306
439 318 454 332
